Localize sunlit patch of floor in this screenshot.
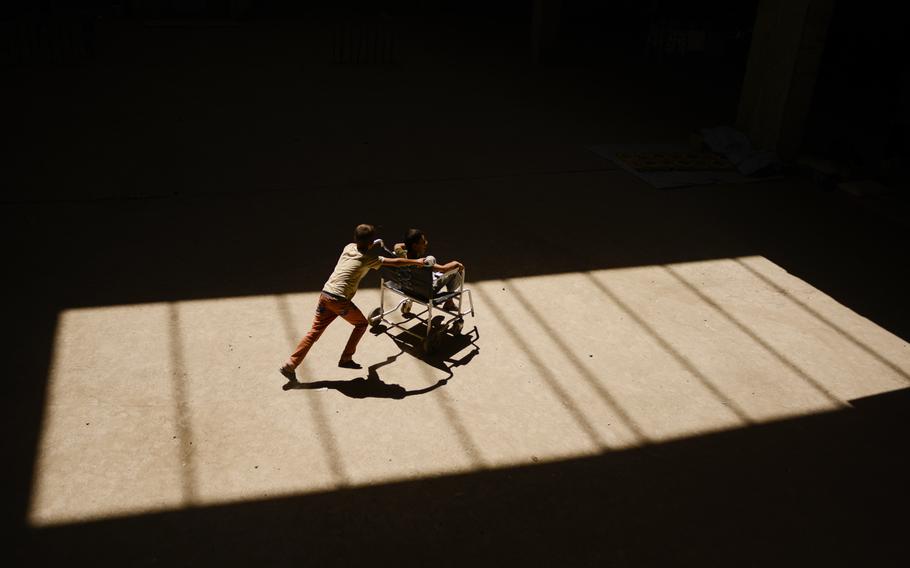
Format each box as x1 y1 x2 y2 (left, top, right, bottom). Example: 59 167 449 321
29 256 909 526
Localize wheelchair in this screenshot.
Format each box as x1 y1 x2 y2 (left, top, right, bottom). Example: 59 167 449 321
368 263 475 353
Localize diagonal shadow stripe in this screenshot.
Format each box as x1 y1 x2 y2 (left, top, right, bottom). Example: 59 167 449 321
416 360 488 468
735 258 909 384
663 265 847 407
504 279 651 443
381 327 487 464
474 285 609 450
275 295 350 487
583 272 754 423
167 303 197 504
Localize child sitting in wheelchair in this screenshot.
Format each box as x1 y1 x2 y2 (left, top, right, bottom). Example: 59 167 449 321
393 228 464 312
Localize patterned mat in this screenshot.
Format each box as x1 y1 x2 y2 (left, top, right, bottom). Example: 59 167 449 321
613 151 736 172
588 144 765 189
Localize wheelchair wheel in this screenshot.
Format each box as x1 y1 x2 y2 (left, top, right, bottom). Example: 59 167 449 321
368 307 382 327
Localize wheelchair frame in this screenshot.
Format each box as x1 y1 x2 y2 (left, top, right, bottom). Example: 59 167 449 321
368 265 475 352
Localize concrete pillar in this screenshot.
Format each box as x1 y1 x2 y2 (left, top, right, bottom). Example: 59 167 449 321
736 0 835 160
531 0 561 64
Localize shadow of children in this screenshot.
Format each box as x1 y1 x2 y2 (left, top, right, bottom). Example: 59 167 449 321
281 328 479 400
282 350 445 399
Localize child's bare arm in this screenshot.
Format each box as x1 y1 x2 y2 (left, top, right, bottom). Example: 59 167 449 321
433 260 464 272
380 256 426 267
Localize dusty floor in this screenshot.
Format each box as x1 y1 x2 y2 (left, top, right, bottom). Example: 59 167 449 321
4 21 909 567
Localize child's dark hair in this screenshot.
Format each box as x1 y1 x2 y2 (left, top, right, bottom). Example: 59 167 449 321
355 224 376 250
404 228 425 255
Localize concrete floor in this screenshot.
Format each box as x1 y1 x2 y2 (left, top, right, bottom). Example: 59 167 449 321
4 21 910 567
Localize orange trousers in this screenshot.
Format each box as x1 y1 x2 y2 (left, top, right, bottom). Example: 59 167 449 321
287 292 369 368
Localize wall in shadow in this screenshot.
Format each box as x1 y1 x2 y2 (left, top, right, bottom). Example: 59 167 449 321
14 387 909 567
802 0 907 186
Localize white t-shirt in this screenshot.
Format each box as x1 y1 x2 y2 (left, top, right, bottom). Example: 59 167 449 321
322 243 383 300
